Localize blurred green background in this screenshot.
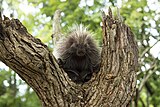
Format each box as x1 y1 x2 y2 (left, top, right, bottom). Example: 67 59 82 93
0 0 160 107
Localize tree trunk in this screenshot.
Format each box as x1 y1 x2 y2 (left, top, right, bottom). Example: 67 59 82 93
0 9 138 107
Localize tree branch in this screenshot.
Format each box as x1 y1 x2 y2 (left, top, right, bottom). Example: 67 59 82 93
52 9 62 47
0 8 138 107
0 14 73 107
138 62 157 93
140 38 160 60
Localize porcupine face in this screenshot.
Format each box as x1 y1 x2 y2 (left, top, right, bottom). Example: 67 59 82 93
66 33 92 57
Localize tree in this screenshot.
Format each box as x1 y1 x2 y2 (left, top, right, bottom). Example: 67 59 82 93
0 7 138 107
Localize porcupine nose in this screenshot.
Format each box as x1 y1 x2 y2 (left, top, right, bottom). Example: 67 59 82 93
77 49 85 56
76 45 86 56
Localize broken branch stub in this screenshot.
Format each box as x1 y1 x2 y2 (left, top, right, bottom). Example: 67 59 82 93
99 8 138 106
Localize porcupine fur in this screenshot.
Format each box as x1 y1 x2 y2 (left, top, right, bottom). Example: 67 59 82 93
55 24 100 83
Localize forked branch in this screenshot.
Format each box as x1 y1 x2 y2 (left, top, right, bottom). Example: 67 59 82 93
0 8 138 107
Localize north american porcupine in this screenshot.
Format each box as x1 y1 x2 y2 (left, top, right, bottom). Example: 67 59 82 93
55 24 101 83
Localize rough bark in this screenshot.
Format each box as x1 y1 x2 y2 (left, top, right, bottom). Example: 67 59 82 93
0 9 138 107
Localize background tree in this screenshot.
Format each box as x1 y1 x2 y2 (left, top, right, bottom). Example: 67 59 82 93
0 0 160 107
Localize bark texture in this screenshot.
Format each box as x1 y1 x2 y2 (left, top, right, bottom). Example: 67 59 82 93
0 9 138 107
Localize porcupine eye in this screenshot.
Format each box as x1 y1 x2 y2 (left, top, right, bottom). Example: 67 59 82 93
67 37 76 48
84 43 89 48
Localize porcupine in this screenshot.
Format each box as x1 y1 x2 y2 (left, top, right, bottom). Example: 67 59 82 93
55 24 100 83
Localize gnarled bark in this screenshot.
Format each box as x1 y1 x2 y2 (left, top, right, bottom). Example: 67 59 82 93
0 9 138 107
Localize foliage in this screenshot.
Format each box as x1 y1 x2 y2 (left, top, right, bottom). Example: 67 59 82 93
0 68 41 107
120 0 160 106
1 0 160 106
